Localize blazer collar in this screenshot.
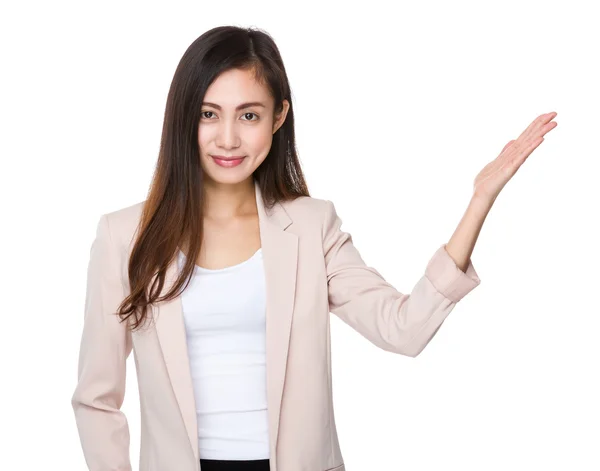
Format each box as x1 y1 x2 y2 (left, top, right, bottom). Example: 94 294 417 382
153 180 298 468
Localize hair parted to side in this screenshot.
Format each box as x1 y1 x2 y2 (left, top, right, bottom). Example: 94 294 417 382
116 25 310 332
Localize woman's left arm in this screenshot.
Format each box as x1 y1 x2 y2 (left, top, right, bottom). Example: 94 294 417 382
445 196 491 273
446 111 558 272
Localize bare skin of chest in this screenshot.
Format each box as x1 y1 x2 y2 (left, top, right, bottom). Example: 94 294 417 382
187 215 261 270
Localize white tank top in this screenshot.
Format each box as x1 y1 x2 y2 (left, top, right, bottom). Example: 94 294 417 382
176 247 269 460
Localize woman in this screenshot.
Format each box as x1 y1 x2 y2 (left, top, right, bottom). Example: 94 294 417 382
71 26 558 471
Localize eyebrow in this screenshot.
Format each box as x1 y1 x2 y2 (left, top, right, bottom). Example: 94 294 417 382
202 101 266 111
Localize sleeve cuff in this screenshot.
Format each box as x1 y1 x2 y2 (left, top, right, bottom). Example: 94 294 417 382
424 243 481 303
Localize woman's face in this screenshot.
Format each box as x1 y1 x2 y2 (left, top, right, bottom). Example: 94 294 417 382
198 67 289 186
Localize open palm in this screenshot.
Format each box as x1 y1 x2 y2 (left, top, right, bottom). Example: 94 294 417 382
473 111 558 203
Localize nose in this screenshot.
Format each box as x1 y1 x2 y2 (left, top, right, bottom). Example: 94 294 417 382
215 120 241 149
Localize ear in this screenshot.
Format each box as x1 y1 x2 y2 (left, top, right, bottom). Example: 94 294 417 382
272 99 290 134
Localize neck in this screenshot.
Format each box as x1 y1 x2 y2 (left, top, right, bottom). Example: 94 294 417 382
202 177 257 220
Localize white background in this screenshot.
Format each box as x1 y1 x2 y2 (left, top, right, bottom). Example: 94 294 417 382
2 0 599 469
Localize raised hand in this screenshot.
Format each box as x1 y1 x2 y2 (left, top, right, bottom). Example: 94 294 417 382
473 112 558 203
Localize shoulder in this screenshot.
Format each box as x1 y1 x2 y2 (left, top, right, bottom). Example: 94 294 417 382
281 196 330 221
283 194 329 212
101 200 146 247
281 195 333 229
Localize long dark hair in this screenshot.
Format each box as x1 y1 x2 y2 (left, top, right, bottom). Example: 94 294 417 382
116 26 309 332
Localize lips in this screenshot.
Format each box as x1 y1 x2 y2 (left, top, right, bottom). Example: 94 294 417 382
211 155 246 168
210 155 245 161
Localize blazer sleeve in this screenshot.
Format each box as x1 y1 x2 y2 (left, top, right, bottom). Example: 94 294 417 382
71 213 133 471
322 200 481 357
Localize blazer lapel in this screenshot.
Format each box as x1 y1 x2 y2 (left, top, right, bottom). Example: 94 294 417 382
153 180 299 466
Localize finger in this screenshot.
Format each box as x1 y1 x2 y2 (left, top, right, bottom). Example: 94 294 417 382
516 119 540 143
519 112 558 146
529 115 557 143
518 136 545 164
532 111 557 134
537 111 557 124
541 120 558 136
521 112 558 140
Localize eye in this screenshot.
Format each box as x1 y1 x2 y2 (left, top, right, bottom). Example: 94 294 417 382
200 111 259 121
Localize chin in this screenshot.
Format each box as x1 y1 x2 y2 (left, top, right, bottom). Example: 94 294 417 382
203 169 256 186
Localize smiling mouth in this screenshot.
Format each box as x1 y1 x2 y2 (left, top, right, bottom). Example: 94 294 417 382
210 155 246 161
211 155 246 167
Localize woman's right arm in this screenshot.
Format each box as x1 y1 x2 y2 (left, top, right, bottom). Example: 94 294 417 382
71 213 133 471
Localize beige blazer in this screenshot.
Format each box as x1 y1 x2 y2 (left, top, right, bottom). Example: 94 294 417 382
71 181 481 471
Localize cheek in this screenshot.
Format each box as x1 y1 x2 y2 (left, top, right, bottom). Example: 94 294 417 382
197 126 208 148
249 120 276 153
251 130 273 153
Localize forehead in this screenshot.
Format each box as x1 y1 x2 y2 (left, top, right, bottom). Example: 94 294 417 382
204 68 272 106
